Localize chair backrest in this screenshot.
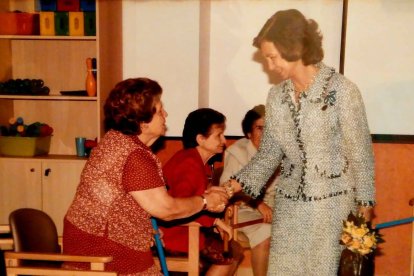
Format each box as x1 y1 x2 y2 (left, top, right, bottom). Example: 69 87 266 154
9 208 60 254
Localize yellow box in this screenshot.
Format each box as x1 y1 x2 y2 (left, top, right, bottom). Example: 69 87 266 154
69 12 84 36
0 136 51 157
40 12 55 36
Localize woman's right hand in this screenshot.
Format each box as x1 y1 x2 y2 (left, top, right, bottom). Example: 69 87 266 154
257 202 273 223
204 186 229 213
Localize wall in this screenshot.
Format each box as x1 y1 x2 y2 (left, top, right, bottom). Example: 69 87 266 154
345 1 414 135
122 0 201 136
122 0 343 136
155 139 414 276
122 0 414 136
372 143 414 276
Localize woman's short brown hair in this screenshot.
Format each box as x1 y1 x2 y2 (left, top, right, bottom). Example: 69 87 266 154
253 9 324 65
104 78 162 135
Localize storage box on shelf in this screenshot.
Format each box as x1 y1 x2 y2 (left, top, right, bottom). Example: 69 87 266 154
0 12 39 35
0 136 51 157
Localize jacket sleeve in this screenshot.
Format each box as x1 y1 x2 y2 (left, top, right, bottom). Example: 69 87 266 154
337 79 375 206
233 87 284 198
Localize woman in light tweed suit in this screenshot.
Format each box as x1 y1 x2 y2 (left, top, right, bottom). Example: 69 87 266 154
221 9 375 275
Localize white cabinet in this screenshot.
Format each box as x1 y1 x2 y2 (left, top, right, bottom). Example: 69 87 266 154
0 159 42 220
0 157 86 235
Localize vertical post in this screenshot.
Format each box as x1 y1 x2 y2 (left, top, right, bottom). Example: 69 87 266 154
151 218 169 276
339 0 348 75
410 198 414 276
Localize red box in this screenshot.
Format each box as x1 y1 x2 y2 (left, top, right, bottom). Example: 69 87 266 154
57 0 80 11
0 12 40 35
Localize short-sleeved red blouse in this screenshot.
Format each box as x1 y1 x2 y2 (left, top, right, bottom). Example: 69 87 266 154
63 130 164 275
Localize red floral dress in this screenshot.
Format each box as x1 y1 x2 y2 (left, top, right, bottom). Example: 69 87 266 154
63 130 164 275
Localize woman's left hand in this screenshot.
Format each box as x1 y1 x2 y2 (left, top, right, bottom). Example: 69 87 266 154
257 202 273 223
358 206 374 221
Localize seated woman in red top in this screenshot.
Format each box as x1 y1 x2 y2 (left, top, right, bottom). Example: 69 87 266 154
62 79 228 276
160 108 243 276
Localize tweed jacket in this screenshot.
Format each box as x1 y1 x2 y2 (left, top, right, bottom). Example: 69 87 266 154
234 63 375 206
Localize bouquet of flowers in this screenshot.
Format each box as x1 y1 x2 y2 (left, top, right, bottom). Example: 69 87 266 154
338 211 384 276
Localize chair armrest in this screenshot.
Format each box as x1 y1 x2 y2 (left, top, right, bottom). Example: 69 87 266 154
5 252 113 271
179 222 201 227
0 224 10 234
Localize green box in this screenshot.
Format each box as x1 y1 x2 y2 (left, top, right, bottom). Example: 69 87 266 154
83 11 95 36
54 12 69 36
0 136 51 157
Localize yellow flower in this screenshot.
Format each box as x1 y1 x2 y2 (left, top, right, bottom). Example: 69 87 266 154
349 239 361 251
358 247 372 255
341 233 353 245
362 234 376 248
351 225 369 238
344 221 355 233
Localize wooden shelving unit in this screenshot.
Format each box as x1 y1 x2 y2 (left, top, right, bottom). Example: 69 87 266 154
0 0 122 156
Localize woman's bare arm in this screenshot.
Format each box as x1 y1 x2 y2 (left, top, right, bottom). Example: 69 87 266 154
130 186 228 221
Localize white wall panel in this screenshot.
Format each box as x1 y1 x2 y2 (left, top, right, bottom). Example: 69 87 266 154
345 0 414 135
122 0 343 136
122 0 200 136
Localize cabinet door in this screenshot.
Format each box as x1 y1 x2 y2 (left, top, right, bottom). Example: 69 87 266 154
41 160 86 235
0 159 42 224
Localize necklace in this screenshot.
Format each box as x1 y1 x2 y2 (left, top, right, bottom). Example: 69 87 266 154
293 68 319 98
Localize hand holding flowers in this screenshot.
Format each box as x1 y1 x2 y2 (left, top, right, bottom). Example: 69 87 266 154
338 211 384 276
340 211 383 256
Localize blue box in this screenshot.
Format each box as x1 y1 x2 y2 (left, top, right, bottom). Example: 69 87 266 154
80 0 95 12
38 0 57 11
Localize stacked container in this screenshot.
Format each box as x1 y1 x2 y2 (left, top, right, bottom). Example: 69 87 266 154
38 0 96 36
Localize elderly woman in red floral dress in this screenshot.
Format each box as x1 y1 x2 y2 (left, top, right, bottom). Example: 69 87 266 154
62 78 228 275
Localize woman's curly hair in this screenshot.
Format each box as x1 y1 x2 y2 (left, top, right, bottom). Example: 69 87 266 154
104 78 162 135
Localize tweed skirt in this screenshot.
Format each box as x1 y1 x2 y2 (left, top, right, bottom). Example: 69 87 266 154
267 191 358 276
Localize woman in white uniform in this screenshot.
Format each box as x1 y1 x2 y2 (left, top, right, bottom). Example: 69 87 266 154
220 105 278 276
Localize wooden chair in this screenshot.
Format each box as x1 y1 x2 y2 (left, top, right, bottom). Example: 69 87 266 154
224 198 266 250
5 208 116 276
153 222 201 276
224 203 251 250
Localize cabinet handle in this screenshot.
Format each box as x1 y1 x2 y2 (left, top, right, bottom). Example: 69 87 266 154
30 168 35 172
45 168 51 176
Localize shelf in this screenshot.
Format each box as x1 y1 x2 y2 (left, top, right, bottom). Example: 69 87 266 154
0 35 96 40
0 95 97 101
0 154 88 161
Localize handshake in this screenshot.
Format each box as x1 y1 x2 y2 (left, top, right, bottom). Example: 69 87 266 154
202 181 236 213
